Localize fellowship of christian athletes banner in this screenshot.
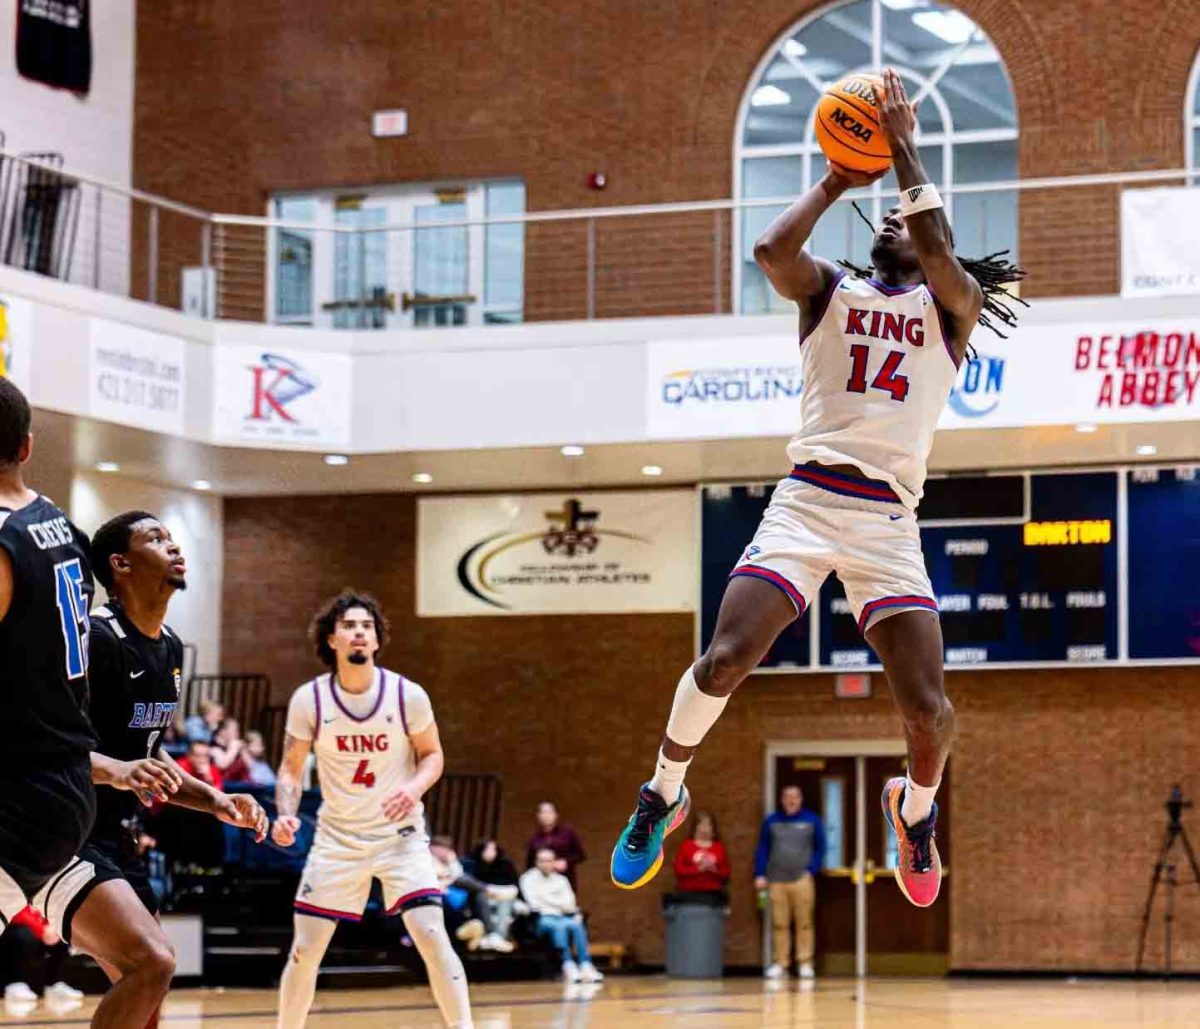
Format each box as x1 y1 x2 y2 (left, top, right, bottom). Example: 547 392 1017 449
1121 187 1200 299
417 490 697 617
17 0 92 93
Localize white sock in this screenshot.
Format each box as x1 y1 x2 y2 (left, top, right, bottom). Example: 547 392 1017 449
900 773 939 828
649 749 690 806
403 905 474 1028
277 915 337 1029
650 667 729 804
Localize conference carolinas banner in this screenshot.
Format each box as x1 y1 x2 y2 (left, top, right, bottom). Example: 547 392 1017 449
645 317 1200 438
417 490 697 617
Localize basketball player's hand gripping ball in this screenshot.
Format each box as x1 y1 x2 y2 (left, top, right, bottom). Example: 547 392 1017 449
874 69 919 155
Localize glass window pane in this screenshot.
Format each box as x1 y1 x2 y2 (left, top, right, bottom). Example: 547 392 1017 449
792 0 872 84
333 205 387 329
1192 126 1200 177
274 197 315 322
485 181 524 323
936 60 1016 132
414 203 468 327
742 156 804 199
741 203 788 315
820 777 845 869
743 55 820 146
952 190 1017 260
953 138 1016 183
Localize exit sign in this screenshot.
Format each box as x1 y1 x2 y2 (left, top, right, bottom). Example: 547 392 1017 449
372 109 409 137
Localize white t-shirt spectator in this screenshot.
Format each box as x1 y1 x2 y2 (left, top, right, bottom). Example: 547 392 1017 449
519 867 578 917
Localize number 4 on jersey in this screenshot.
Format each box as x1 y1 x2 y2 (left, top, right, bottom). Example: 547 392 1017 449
846 344 910 402
352 759 377 788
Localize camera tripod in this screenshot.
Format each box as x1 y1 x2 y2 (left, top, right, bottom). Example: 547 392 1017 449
1135 786 1200 977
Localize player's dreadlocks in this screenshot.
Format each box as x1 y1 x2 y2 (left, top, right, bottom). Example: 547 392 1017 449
839 200 1028 355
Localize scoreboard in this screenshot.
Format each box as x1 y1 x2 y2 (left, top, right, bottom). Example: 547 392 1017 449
700 467 1198 671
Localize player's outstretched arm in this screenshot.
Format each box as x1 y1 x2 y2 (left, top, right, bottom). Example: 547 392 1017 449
157 751 269 842
90 751 182 804
271 732 311 847
753 165 884 315
382 721 445 821
875 68 982 329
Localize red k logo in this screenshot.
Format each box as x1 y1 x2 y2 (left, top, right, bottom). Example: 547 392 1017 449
247 353 317 423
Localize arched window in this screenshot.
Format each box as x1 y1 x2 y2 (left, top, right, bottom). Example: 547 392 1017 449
1188 49 1200 184
735 0 1018 314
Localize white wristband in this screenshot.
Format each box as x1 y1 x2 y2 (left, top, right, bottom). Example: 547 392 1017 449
899 183 944 216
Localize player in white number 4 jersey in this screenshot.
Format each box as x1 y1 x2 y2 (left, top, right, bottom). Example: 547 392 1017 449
272 591 472 1028
611 70 1025 914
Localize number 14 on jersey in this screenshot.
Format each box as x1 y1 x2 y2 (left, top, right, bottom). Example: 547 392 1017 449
845 344 910 402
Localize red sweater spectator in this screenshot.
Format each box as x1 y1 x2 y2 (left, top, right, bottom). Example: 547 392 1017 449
177 739 224 793
526 802 586 889
673 811 731 893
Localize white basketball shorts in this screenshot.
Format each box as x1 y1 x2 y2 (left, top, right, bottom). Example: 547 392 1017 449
731 465 938 634
293 822 441 922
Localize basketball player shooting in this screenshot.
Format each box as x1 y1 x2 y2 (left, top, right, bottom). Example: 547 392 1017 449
271 591 472 1029
611 69 1024 909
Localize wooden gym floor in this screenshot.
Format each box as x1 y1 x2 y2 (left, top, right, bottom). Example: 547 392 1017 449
3 976 1200 1027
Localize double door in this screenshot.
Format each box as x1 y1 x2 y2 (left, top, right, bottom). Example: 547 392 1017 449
769 746 951 976
271 184 497 330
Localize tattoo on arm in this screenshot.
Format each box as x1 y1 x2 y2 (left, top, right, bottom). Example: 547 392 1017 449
275 733 310 818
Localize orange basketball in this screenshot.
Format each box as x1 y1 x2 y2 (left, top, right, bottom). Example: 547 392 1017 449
814 73 892 174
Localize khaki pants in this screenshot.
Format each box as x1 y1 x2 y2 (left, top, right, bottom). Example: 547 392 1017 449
769 874 815 967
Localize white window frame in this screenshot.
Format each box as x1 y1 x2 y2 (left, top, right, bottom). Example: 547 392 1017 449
732 0 1019 312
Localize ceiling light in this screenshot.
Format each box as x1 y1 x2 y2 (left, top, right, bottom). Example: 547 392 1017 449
412 472 433 484
96 461 120 473
751 84 791 108
1075 423 1098 434
191 479 212 491
1136 444 1158 456
641 465 664 477
782 39 807 57
881 0 926 9
323 454 349 466
912 9 976 44
561 445 585 457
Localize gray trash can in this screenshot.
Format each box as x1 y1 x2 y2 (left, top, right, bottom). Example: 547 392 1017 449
663 893 728 978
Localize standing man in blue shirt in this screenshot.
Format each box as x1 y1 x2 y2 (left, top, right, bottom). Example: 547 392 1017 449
754 784 825 979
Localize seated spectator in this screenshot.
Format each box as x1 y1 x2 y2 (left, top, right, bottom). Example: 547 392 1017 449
0 906 80 1008
177 739 224 792
465 839 521 943
673 811 731 896
184 698 224 743
526 801 586 891
430 836 515 953
211 718 251 782
238 730 276 787
519 848 603 983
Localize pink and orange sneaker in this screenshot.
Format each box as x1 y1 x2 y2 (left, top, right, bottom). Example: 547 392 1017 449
881 776 942 908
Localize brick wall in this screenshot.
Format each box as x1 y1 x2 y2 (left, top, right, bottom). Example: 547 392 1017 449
134 1 1200 313
222 491 1200 970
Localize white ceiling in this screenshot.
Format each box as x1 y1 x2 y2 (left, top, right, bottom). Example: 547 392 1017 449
46 408 1200 498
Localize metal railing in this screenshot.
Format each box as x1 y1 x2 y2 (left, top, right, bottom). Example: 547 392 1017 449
0 146 1193 327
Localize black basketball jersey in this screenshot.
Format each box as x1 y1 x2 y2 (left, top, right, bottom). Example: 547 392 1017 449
0 495 95 767
87 600 185 841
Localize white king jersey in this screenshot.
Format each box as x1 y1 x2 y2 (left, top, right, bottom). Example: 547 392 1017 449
786 272 961 509
296 669 431 843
